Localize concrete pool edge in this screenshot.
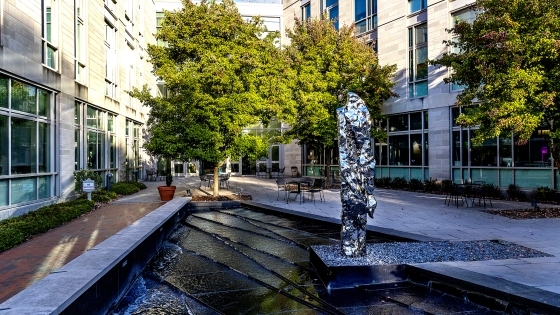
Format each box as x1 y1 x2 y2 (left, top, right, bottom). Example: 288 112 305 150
0 197 191 315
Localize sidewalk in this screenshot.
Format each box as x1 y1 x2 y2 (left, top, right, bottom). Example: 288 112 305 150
0 174 559 304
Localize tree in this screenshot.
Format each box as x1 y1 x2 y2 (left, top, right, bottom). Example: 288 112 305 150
130 0 293 195
282 17 397 182
431 0 560 168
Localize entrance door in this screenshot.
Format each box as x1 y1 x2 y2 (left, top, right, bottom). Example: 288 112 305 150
241 156 256 175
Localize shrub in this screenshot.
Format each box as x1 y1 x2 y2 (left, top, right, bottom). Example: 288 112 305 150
73 170 103 193
507 184 526 201
91 190 118 202
111 182 141 195
0 199 95 252
441 179 453 193
127 181 147 190
408 178 424 191
390 177 408 189
0 227 25 252
481 183 502 199
530 186 557 203
423 178 441 193
375 177 391 188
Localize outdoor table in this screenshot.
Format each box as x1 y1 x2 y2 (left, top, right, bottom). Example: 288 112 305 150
285 178 312 203
457 183 481 207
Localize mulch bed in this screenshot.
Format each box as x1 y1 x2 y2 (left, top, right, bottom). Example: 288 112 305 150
483 208 560 219
190 195 252 202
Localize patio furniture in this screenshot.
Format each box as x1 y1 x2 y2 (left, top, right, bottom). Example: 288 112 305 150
276 178 288 200
219 173 231 189
473 181 493 208
146 168 156 181
291 166 299 177
285 178 311 204
276 167 285 178
199 174 210 188
305 178 324 204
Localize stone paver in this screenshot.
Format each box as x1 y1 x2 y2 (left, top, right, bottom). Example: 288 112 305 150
1 174 559 305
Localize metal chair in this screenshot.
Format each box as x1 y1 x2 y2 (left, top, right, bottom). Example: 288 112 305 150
277 167 285 178
291 166 299 177
219 173 231 189
305 178 324 203
199 174 210 188
276 178 288 200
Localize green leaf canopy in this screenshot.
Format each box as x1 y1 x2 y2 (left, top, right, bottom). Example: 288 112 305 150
131 0 293 168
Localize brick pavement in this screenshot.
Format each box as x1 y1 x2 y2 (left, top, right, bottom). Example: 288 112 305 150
0 201 163 303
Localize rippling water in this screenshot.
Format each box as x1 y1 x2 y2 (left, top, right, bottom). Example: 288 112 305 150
111 208 504 315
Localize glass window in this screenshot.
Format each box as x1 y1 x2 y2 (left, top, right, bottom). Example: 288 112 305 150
355 0 377 34
12 81 37 114
38 122 50 172
389 114 408 131
470 131 497 167
409 24 428 98
424 133 428 166
424 111 428 129
75 102 81 125
11 177 37 204
0 76 8 109
451 107 460 126
462 130 468 167
500 135 513 167
452 130 461 166
43 0 58 70
271 145 280 161
514 129 551 167
0 180 7 206
108 114 114 132
38 89 50 117
409 0 427 13
75 128 80 170
87 131 105 169
110 135 116 168
38 175 51 199
302 3 311 20
410 112 422 130
410 134 422 165
0 116 7 175
329 5 339 30
389 135 409 165
355 0 366 20
11 118 37 174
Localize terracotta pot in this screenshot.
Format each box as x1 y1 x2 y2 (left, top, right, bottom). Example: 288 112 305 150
157 186 176 201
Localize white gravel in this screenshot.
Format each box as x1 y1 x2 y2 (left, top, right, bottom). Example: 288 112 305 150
312 240 552 267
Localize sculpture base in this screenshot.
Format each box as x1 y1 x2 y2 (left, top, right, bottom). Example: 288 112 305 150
310 240 551 290
310 247 408 290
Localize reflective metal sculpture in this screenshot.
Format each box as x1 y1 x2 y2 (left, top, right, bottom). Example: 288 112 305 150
337 92 377 257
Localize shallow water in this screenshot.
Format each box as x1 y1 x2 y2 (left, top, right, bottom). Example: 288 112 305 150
111 208 504 315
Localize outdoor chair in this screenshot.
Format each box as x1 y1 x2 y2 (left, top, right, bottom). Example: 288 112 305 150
199 174 210 188
146 168 156 181
473 181 493 208
305 178 324 204
291 166 299 177
276 178 288 200
219 173 231 189
277 167 285 178
446 184 465 208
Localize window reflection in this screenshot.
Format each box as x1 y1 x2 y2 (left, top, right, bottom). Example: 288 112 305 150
11 118 37 174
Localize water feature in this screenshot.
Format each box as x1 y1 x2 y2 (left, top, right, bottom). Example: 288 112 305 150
110 208 508 314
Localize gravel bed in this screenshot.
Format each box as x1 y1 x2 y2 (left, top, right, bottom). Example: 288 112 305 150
312 240 552 267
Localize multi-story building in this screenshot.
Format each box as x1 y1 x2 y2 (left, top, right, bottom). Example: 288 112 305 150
284 0 557 189
0 0 157 219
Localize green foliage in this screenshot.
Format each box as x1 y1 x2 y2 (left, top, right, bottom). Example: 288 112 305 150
431 0 560 165
390 177 408 189
129 0 291 177
128 181 147 190
423 178 442 193
408 178 424 191
90 190 118 203
0 227 24 252
481 183 502 199
282 17 397 149
0 199 95 252
166 173 173 187
111 182 141 196
73 169 103 193
374 177 391 188
530 186 559 203
507 184 526 201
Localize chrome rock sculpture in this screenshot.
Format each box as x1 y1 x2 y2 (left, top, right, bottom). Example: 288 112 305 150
337 92 377 257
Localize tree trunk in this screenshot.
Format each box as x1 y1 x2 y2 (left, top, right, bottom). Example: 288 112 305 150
325 147 332 185
213 166 219 196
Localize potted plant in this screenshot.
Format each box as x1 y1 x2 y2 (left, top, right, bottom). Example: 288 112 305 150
157 160 176 201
